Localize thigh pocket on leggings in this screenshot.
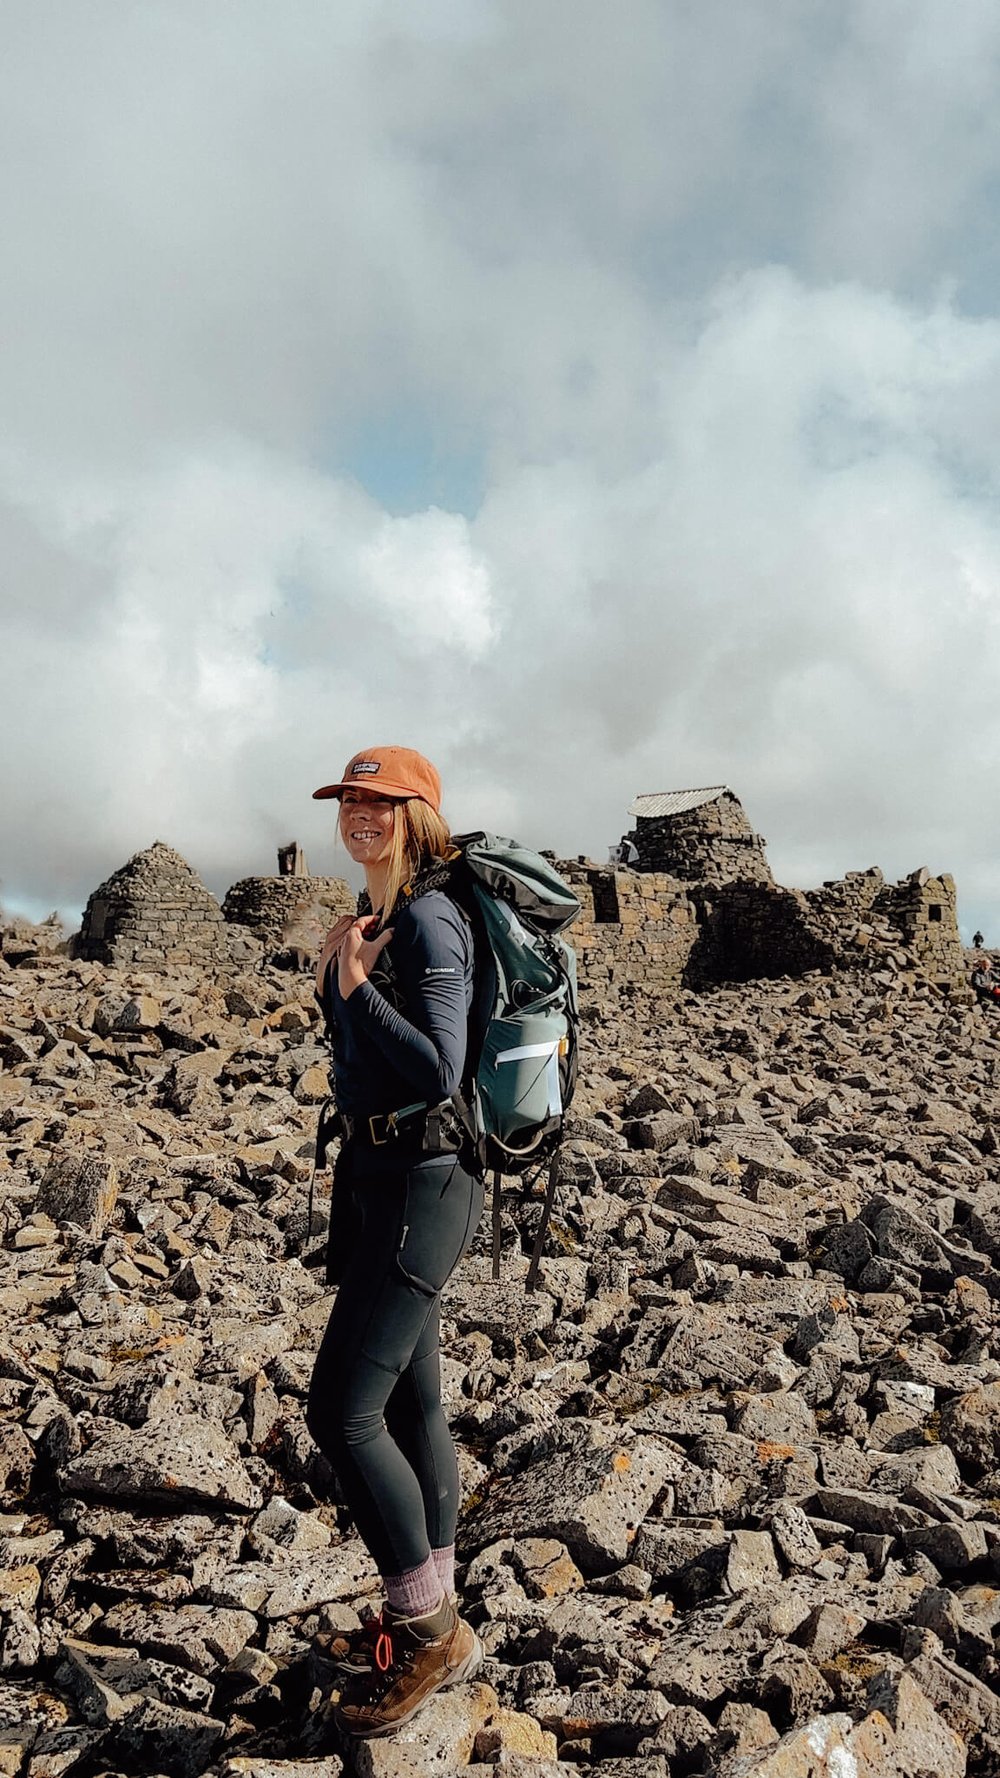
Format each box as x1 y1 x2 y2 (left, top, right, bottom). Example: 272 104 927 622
395 1162 472 1296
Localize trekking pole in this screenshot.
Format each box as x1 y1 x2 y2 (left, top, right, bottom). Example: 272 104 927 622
305 1096 337 1264
525 1150 560 1294
491 1170 503 1280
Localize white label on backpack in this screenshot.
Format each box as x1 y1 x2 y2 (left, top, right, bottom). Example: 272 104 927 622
495 1040 562 1117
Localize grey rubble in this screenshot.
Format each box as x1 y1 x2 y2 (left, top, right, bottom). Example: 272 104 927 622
2 915 1000 1776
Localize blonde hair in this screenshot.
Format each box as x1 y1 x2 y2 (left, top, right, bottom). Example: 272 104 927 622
379 799 453 923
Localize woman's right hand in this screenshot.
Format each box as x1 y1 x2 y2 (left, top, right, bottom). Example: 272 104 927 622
315 915 357 996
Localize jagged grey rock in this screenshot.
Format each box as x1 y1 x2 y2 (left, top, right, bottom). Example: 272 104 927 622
36 1152 120 1238
60 1414 262 1512
462 1429 674 1571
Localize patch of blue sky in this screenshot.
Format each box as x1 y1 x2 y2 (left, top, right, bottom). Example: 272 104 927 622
331 410 487 519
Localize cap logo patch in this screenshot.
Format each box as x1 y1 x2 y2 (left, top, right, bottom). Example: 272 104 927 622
351 761 381 776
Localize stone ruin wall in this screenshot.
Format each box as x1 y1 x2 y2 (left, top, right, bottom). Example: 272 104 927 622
625 790 774 886
221 876 355 949
564 863 836 1000
804 867 966 992
880 871 966 986
566 809 968 1002
71 809 969 1000
683 878 835 985
566 860 968 1003
559 862 700 999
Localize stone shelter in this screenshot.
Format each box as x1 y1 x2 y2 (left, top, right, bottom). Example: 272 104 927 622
622 787 773 886
222 848 353 953
75 842 232 968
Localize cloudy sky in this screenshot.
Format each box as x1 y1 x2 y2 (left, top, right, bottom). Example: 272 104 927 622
3 0 1000 937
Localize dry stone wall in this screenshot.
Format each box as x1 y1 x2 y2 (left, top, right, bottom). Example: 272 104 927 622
565 865 836 999
571 792 969 1001
882 871 966 988
570 861 968 1003
222 876 354 950
684 879 836 985
805 868 967 994
560 862 699 998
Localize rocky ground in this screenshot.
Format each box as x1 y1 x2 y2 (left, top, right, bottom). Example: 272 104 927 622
2 911 1000 1777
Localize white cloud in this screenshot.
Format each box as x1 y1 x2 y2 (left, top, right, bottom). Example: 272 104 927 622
0 440 495 906
359 510 494 657
3 3 1000 941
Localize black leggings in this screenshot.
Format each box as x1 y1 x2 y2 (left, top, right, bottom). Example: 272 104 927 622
305 1148 484 1577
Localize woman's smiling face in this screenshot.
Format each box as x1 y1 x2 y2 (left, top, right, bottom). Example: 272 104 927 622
338 788 399 867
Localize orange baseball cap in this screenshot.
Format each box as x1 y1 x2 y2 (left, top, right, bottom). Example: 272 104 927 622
312 746 442 811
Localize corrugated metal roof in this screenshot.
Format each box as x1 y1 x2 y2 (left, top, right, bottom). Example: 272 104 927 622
627 786 729 819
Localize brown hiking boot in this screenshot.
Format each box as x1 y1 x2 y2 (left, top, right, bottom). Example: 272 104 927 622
329 1596 460 1677
327 1605 386 1677
333 1598 482 1738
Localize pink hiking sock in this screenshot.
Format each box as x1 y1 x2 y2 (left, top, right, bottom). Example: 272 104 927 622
432 1544 456 1597
384 1554 445 1618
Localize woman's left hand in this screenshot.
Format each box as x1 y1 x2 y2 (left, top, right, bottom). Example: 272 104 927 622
338 916 395 999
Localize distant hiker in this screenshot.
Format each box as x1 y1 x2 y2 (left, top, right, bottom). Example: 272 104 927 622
972 957 1000 1008
305 747 483 1739
973 930 985 951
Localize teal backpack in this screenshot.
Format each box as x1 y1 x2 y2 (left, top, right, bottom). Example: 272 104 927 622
449 836 580 1284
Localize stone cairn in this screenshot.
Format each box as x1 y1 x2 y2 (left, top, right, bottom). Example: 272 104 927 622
74 843 232 969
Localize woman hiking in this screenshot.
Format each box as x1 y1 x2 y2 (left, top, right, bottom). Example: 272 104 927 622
305 746 485 1740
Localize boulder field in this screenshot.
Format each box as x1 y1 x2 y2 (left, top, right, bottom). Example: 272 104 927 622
2 919 1000 1776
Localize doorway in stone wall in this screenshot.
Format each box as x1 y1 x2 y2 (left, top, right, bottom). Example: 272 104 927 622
587 870 621 923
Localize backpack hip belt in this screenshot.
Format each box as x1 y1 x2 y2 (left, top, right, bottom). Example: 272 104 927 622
306 1095 468 1260
338 1100 467 1155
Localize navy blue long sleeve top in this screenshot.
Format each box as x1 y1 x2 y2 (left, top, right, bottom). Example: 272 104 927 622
320 891 474 1124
